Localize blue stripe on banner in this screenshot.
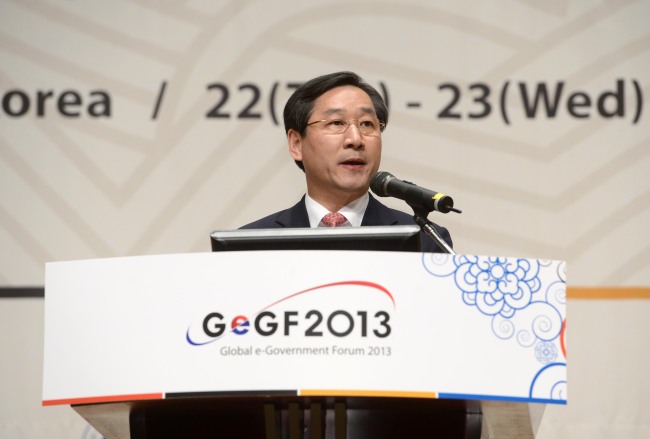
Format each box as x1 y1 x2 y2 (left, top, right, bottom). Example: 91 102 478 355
438 393 567 405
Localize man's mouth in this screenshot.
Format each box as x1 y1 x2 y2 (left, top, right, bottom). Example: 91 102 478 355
340 159 366 166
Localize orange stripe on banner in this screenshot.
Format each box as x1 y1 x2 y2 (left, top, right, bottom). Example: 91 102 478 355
42 393 163 406
300 389 437 399
568 287 650 300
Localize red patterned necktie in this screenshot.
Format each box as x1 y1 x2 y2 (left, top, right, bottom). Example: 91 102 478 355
321 212 348 227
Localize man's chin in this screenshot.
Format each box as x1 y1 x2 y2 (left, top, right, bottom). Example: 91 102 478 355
336 180 371 195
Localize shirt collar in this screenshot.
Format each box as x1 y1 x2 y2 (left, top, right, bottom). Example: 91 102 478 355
305 192 369 227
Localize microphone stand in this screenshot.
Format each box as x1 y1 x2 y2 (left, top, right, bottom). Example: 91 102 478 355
412 208 456 255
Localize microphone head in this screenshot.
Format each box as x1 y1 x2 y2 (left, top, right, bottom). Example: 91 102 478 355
370 171 393 197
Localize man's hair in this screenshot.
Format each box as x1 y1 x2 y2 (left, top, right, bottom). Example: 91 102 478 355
283 71 389 170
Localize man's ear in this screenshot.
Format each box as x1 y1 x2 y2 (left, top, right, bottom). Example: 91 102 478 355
287 129 303 161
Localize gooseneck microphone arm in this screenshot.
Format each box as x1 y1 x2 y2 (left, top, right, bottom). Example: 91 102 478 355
412 208 456 254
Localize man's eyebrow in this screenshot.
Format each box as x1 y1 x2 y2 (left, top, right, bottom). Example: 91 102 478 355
320 107 376 117
321 108 343 117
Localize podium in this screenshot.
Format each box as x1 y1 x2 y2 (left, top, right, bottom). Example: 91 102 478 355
43 251 566 438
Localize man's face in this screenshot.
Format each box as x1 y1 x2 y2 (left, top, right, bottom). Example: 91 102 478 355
288 85 382 209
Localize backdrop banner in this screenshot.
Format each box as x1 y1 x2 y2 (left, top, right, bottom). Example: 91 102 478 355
1 1 648 438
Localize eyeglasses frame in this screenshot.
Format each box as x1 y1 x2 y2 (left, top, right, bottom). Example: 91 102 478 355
306 118 386 136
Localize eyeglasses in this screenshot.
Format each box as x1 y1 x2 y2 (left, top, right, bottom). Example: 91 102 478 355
306 118 385 137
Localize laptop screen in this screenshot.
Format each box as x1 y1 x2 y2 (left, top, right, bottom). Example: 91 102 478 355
210 226 422 252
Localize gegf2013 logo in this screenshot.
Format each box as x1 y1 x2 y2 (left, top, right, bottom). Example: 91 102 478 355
186 281 395 346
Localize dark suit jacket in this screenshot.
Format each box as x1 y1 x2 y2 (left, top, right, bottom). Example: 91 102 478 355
240 193 453 253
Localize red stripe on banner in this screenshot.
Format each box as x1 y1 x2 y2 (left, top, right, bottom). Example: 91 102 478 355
42 393 163 406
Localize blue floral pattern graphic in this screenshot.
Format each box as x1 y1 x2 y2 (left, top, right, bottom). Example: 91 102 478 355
423 254 565 354
456 256 540 318
421 253 567 403
535 341 558 364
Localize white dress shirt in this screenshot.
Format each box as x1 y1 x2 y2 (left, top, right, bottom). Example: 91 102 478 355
304 192 370 228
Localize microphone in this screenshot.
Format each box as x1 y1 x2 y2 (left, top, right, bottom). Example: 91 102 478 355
370 171 461 214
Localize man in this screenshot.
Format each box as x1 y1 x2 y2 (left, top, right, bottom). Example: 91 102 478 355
241 71 452 252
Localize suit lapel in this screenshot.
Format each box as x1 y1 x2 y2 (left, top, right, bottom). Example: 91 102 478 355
274 196 311 227
361 194 401 226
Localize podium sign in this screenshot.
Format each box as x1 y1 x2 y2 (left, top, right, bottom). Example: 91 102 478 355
43 251 566 407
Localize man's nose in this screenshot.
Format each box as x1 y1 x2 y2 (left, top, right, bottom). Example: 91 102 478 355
344 123 364 149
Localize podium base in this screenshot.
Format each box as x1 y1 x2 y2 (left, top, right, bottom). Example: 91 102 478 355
75 396 483 439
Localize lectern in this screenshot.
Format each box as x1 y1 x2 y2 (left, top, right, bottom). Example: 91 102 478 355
44 250 566 438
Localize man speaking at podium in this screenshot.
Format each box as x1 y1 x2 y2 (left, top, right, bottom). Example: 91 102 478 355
241 71 452 252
